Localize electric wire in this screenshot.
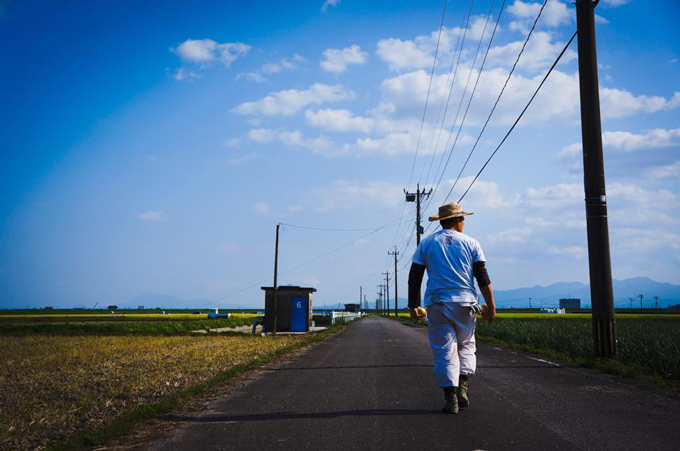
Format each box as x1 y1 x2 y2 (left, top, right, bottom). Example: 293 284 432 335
406 0 450 192
391 0 451 256
417 0 475 186
457 31 578 203
202 216 405 306
421 0 505 222
444 0 548 202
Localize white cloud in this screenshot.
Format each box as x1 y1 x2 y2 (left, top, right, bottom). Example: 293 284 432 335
487 31 577 71
376 38 433 71
248 128 277 143
376 20 491 72
647 161 680 180
288 205 304 213
558 127 680 158
173 39 250 66
218 242 242 255
487 227 533 243
236 55 306 84
139 211 168 222
547 245 586 259
247 128 335 155
224 138 242 148
174 68 201 81
321 45 368 73
322 0 340 12
236 71 267 84
305 109 373 133
381 68 680 126
311 180 402 212
601 0 630 7
507 0 571 28
233 83 354 116
253 202 270 214
600 90 680 118
524 183 582 208
437 177 521 210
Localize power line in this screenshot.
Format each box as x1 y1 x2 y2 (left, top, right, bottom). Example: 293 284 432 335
202 216 403 307
418 0 476 186
393 0 450 254
406 0 450 192
422 0 507 215
457 31 578 203
445 0 548 202
280 220 401 232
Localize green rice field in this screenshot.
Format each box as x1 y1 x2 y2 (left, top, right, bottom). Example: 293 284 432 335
395 311 680 383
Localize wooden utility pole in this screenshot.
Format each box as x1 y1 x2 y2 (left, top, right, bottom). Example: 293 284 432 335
388 247 399 317
576 0 616 358
383 271 390 317
272 223 280 335
405 183 433 246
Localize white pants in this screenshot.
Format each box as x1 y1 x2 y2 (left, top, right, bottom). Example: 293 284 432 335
427 302 477 388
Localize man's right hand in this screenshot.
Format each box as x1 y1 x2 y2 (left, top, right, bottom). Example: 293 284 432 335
481 305 496 323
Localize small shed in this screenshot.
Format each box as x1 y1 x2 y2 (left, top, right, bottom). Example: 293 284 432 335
261 285 316 332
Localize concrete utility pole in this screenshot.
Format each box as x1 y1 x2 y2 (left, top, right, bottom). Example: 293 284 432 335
405 183 433 246
272 223 280 335
360 285 363 310
576 0 616 359
377 285 383 314
388 247 399 317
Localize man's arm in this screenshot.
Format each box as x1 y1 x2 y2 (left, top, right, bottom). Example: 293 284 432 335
473 261 496 323
408 263 426 320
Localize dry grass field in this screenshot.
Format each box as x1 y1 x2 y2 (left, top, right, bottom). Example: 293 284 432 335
0 334 307 451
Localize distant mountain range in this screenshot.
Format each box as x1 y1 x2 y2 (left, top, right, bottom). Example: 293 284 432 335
493 277 680 308
117 278 679 310
385 277 680 310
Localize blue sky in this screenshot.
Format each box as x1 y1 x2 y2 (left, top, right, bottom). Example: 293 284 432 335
1 0 679 309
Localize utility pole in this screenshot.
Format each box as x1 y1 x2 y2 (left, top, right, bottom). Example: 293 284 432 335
405 183 433 246
272 223 280 335
628 298 634 309
639 294 644 309
576 0 616 359
377 285 383 315
383 271 391 317
529 297 532 309
389 247 399 317
360 285 363 310
654 296 660 309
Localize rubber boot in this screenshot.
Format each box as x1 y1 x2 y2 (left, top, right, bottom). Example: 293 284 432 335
442 387 459 414
458 377 470 408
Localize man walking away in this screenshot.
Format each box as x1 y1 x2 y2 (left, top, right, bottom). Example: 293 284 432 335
408 202 496 414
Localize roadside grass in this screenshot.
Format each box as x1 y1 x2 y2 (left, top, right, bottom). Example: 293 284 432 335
0 316 257 335
0 324 346 451
386 312 680 389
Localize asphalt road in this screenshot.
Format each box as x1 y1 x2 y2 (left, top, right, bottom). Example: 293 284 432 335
149 316 680 451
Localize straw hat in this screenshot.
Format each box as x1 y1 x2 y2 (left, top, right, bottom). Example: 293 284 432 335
428 202 473 222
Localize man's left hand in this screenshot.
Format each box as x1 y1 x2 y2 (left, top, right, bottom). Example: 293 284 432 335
410 307 427 321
